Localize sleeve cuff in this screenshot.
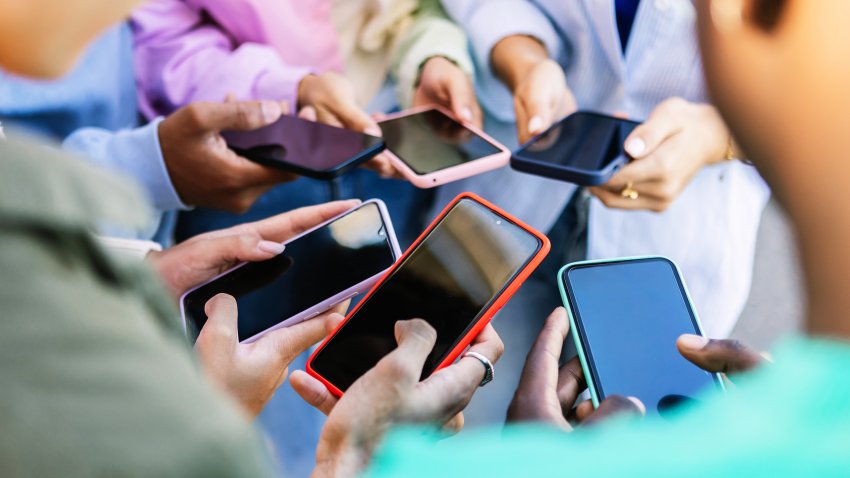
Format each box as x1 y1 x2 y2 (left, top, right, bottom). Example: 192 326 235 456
62 118 190 212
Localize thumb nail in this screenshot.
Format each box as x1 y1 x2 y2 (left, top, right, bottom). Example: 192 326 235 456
625 137 646 157
261 101 282 123
460 107 473 122
627 397 647 415
528 116 544 134
258 241 285 255
678 334 709 350
365 125 382 136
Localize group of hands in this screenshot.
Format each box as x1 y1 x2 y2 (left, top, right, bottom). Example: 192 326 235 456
157 34 736 216
146 201 767 477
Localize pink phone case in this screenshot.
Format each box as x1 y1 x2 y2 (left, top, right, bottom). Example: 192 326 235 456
179 199 402 343
378 104 510 188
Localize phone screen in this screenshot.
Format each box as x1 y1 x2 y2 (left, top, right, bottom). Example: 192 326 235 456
563 258 722 414
183 202 396 341
379 109 502 174
222 115 383 173
311 198 543 392
518 112 639 171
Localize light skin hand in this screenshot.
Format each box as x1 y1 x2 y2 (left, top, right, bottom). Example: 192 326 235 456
158 100 298 213
148 200 360 299
589 98 732 212
491 35 577 145
195 294 348 418
291 320 504 477
413 56 483 128
507 307 645 429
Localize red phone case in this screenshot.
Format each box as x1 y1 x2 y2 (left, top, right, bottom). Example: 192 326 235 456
306 192 551 397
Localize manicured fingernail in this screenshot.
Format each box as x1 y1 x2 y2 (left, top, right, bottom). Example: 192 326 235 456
625 137 646 157
365 125 382 136
461 107 473 122
528 116 544 134
679 334 709 350
261 101 282 123
627 396 647 415
258 241 285 255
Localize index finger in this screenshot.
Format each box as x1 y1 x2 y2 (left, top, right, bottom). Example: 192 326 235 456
243 200 362 242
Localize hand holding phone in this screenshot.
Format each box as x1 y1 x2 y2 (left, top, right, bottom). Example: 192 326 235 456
559 257 724 416
307 193 550 396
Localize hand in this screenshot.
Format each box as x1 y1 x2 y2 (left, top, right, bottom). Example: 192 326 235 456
507 308 645 430
148 200 360 299
512 59 577 145
677 334 766 380
158 100 297 213
412 56 482 128
589 98 731 212
297 72 381 135
195 294 347 418
290 320 504 477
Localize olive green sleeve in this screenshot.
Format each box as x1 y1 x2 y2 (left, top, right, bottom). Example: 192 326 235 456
391 0 475 108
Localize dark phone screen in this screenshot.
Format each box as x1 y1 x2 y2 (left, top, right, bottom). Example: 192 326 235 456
564 258 721 415
311 198 542 392
518 112 639 171
183 203 396 341
379 109 502 174
222 115 383 172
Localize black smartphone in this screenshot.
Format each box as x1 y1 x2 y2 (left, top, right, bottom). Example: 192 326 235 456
308 194 549 396
180 200 401 343
511 111 640 186
559 257 724 416
222 115 385 180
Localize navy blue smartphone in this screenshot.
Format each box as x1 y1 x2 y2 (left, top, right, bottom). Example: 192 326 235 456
558 257 724 416
511 111 640 186
222 115 385 180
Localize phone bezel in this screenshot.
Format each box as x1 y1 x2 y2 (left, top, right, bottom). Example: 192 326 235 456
511 111 641 186
558 256 725 408
179 199 402 343
378 105 511 188
307 192 551 396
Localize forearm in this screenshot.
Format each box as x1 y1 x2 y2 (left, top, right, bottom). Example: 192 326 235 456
491 35 550 92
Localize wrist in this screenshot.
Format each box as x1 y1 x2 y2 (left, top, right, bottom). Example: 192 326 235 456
313 442 370 478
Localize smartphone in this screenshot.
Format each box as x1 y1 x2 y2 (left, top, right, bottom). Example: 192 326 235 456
558 257 724 415
511 111 640 186
222 115 385 180
307 193 550 396
180 199 402 343
378 105 510 188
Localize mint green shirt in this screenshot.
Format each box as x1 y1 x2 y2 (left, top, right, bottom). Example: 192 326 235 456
368 337 850 477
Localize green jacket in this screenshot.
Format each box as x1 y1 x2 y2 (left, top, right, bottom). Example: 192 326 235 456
0 141 273 477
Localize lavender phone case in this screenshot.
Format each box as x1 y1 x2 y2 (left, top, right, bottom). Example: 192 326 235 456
179 199 401 343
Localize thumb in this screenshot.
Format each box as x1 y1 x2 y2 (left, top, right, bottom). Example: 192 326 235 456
445 74 477 125
200 233 286 268
198 293 240 349
189 100 284 133
265 311 346 363
377 319 437 385
677 335 764 374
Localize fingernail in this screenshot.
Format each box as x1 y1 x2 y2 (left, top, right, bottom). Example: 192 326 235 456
528 116 544 134
679 334 709 350
365 125 382 136
261 101 282 123
461 107 473 122
258 241 285 255
627 396 647 416
625 137 646 157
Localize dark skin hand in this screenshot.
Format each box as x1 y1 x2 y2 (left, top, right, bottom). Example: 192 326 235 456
158 100 297 213
507 307 645 429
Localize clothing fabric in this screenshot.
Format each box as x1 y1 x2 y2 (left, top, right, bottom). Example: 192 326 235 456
0 24 186 240
368 336 850 477
131 0 473 116
438 0 771 338
0 139 272 477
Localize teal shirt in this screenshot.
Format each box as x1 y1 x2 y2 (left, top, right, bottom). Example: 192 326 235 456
368 337 850 477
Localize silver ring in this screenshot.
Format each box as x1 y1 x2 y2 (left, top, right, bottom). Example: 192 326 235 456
463 351 494 387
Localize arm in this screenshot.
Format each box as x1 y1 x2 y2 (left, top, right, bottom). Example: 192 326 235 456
131 0 313 118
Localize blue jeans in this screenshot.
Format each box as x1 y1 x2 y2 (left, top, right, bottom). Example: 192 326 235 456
177 170 432 477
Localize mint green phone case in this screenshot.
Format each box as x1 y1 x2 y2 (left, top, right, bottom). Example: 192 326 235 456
557 255 721 408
